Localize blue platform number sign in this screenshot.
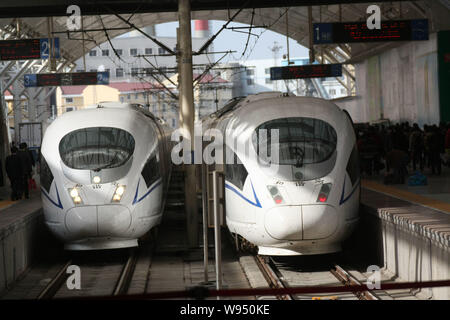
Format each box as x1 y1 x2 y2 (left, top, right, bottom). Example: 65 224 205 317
314 23 333 44
97 71 110 85
40 38 60 59
24 74 37 88
411 19 429 41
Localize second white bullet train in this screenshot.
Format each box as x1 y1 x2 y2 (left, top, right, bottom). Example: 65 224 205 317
40 102 172 250
202 92 360 255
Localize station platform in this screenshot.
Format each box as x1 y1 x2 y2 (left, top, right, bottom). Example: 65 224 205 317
0 188 44 295
359 176 450 300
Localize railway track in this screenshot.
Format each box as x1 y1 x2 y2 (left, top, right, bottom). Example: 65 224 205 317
37 249 139 299
254 255 379 300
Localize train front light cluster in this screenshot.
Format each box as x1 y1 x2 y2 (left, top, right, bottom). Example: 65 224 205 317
267 186 284 204
317 183 332 203
69 188 83 204
112 185 126 203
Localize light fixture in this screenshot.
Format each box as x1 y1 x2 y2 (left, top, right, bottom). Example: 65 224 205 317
93 176 101 184
69 188 83 205
111 185 126 203
267 186 285 205
316 183 332 203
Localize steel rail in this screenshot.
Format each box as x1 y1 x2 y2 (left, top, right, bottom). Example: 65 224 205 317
113 249 138 296
254 255 292 300
331 265 379 300
37 260 72 300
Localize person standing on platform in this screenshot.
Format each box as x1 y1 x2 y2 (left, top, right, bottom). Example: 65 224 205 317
17 142 33 199
445 123 450 167
429 125 443 175
409 123 424 172
5 147 23 201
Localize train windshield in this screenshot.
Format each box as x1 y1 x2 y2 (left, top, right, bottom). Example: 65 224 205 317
253 117 337 166
59 127 135 170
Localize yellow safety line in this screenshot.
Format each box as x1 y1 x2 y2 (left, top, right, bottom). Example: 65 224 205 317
0 199 17 210
361 180 450 214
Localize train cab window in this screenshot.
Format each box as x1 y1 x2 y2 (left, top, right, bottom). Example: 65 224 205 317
59 127 135 170
141 153 160 188
225 149 248 190
253 117 337 180
346 144 360 186
40 156 53 193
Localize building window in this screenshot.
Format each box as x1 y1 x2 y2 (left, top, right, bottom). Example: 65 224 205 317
247 78 254 86
127 94 131 100
158 48 166 55
246 69 254 76
65 97 73 103
265 78 272 84
265 68 270 74
131 68 139 76
162 103 166 112
102 49 109 56
66 107 74 112
135 93 139 99
116 68 124 77
172 118 176 127
120 96 124 103
116 49 123 56
329 89 336 95
130 48 138 56
145 48 152 55
341 88 346 94
89 50 96 56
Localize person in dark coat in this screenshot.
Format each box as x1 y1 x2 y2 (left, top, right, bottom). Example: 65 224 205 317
17 142 33 199
5 147 23 200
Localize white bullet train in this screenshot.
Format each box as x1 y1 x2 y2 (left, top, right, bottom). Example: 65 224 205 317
202 92 360 255
40 102 172 250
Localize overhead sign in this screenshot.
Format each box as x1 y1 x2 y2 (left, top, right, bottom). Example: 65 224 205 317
270 64 342 80
313 19 428 44
0 38 60 60
24 71 110 87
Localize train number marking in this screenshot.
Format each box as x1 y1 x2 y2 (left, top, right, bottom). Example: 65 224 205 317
92 184 102 189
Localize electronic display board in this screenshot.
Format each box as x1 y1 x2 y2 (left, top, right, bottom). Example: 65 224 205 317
0 38 60 60
313 19 428 44
24 71 109 87
270 64 342 80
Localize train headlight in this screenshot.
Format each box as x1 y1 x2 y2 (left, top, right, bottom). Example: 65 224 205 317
69 188 83 205
92 176 101 184
316 183 332 203
112 185 126 202
267 186 284 204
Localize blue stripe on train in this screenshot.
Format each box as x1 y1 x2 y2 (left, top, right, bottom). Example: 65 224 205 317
225 180 262 208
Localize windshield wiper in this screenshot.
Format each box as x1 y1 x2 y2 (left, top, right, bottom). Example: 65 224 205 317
289 146 304 168
92 151 120 171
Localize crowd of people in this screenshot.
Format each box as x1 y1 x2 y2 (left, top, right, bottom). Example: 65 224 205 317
5 142 36 201
356 121 450 184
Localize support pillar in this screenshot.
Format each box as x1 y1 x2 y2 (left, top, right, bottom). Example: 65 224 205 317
12 83 22 144
178 0 198 247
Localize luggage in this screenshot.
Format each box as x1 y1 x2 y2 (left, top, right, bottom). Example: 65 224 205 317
407 171 427 186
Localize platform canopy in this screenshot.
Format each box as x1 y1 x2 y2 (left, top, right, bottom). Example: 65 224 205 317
0 1 449 65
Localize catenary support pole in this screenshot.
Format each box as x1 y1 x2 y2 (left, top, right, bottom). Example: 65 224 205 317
213 171 222 298
201 163 209 282
178 0 198 247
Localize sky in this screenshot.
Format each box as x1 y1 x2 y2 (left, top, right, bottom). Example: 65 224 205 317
155 20 309 63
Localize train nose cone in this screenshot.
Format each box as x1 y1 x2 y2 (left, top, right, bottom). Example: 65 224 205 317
302 204 338 240
65 205 132 239
65 206 98 238
264 204 338 241
97 205 132 236
264 206 303 240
